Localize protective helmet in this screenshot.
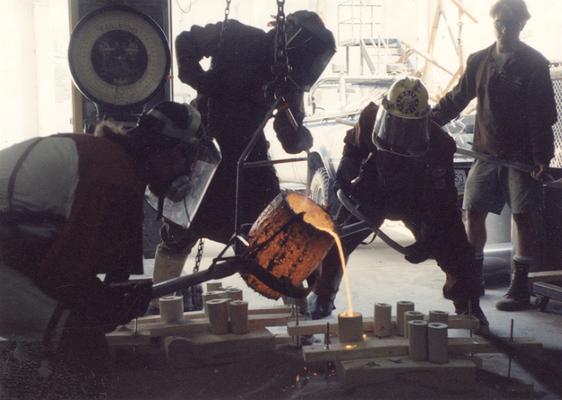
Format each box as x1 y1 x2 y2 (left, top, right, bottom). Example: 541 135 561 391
129 101 203 148
140 101 222 229
372 77 431 157
283 10 336 91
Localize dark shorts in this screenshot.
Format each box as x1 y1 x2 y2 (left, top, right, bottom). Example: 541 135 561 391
462 160 541 215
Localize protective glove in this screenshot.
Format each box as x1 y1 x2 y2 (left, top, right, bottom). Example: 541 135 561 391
75 280 152 332
332 177 352 198
334 156 361 196
280 125 313 154
404 241 432 264
104 280 153 327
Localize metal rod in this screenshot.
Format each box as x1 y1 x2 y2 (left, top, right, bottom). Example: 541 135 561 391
151 260 240 299
337 189 407 254
243 157 308 169
295 302 301 348
235 98 282 236
508 319 514 379
468 301 473 338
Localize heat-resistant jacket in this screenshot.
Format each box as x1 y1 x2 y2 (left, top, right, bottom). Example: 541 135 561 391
175 20 310 241
432 43 557 165
314 102 477 302
340 102 463 252
0 134 145 309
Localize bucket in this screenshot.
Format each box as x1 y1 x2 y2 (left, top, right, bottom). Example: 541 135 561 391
244 191 337 299
542 169 562 269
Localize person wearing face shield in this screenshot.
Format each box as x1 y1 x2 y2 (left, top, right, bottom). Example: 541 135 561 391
0 101 219 398
149 11 335 314
307 77 489 330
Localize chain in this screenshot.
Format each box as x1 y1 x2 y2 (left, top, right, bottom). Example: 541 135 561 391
219 0 232 45
213 0 232 69
223 0 231 24
193 238 205 273
273 0 290 81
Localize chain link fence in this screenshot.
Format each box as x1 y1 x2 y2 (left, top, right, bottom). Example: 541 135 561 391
550 67 562 168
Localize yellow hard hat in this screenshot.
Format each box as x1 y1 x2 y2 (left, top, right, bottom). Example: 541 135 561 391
381 77 430 119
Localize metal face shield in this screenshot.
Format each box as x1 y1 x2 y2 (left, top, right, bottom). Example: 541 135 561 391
372 109 430 158
285 20 336 91
146 136 222 228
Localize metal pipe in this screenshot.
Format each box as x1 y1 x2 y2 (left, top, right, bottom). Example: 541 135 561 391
337 189 407 254
235 98 282 235
151 260 240 299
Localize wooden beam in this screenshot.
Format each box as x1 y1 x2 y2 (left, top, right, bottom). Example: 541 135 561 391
337 356 477 390
435 66 462 100
445 0 479 23
424 2 443 78
528 270 562 283
402 40 456 76
303 336 541 362
127 305 291 326
137 312 291 337
288 315 479 337
440 5 461 56
164 329 275 367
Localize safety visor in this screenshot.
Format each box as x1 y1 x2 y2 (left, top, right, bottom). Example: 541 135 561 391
372 109 430 158
285 22 336 91
145 136 222 228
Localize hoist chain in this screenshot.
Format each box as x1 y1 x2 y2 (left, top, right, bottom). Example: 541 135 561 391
223 0 232 25
269 0 292 98
217 0 232 54
193 238 205 273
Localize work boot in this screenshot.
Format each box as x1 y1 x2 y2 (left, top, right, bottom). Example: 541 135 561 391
307 292 336 320
495 260 531 311
454 297 490 334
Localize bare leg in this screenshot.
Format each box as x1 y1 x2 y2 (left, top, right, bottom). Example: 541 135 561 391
464 209 488 253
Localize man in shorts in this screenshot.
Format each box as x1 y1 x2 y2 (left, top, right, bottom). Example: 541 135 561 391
432 0 557 311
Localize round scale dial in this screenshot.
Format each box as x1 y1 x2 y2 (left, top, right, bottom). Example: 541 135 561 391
68 6 170 108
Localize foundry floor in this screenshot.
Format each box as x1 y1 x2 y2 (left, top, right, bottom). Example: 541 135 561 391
109 221 562 400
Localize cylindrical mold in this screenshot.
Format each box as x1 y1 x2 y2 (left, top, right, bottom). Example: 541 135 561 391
373 303 392 337
225 287 243 301
206 282 223 292
228 300 249 334
428 310 449 324
207 298 230 334
203 290 229 314
408 320 428 361
338 311 363 343
428 322 449 364
396 301 415 336
403 310 424 338
159 296 183 323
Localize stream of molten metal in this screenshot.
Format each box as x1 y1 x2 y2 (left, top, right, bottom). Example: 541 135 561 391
288 192 354 314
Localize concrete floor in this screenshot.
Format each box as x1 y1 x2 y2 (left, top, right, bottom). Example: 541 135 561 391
110 221 562 400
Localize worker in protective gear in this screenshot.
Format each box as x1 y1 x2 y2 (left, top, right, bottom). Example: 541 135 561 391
0 101 219 398
308 77 489 329
149 10 335 313
432 0 557 312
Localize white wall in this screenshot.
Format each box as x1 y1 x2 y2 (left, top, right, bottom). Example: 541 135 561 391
0 0 71 151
